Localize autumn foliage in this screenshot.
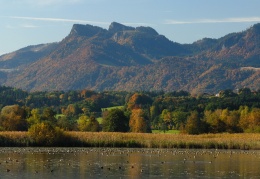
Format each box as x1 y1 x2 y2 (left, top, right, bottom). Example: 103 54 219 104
129 108 151 133
0 86 260 135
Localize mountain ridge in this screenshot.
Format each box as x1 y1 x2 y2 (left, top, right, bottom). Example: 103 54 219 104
0 22 259 93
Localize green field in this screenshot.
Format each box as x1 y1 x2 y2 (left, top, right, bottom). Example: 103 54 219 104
54 106 124 124
98 106 124 124
96 117 103 124
55 114 65 119
101 106 124 111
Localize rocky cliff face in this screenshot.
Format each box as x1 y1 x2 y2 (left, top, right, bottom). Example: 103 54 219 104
108 22 135 33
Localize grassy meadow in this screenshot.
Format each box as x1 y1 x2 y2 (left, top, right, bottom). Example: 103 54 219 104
0 131 260 150
101 106 124 111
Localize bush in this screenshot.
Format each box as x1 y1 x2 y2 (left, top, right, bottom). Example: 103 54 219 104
28 122 64 146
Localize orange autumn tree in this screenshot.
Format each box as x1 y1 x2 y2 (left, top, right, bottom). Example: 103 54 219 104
127 93 153 111
129 108 151 133
240 108 260 132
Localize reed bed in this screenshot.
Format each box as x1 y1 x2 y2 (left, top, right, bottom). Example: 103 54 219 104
0 131 31 147
66 132 260 150
1 131 260 150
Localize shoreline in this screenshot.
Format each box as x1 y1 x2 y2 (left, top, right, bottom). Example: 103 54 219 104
0 132 260 150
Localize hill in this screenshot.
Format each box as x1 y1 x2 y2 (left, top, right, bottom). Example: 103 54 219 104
0 22 259 93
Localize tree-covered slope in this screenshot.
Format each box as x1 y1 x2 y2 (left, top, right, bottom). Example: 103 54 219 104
1 22 259 93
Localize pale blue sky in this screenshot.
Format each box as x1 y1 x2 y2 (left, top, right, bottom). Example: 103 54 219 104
1 0 260 55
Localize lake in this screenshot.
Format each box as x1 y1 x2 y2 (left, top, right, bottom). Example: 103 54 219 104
0 148 260 178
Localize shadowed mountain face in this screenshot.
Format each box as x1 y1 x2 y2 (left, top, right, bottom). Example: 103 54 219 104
0 22 260 93
0 43 58 69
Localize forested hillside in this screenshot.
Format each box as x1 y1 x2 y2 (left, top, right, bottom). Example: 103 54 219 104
0 23 259 93
1 86 260 134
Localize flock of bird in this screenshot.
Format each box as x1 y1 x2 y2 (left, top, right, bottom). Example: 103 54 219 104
0 147 259 178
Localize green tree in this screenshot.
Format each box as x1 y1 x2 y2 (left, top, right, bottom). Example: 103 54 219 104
77 115 89 131
77 115 100 132
102 109 129 132
239 106 250 131
27 108 41 127
161 109 173 129
86 116 99 132
150 105 160 121
238 88 251 96
218 89 237 98
221 109 241 133
172 110 188 129
184 111 203 134
204 110 226 133
42 107 57 124
57 115 74 131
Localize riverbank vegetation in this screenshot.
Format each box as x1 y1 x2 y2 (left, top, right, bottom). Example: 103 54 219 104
0 131 260 150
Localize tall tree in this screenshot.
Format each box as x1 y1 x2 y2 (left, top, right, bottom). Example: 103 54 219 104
129 108 151 133
247 108 260 132
127 93 152 110
184 111 202 134
64 104 82 117
161 109 173 129
27 108 41 127
77 115 99 132
204 110 226 133
42 107 57 125
102 109 129 132
0 105 28 131
221 109 241 133
77 115 89 131
172 110 188 129
86 116 99 132
57 115 74 131
239 106 250 131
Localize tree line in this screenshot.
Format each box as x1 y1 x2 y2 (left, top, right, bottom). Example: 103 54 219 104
0 86 260 134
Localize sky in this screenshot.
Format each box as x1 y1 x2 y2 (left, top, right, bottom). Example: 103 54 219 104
1 0 260 55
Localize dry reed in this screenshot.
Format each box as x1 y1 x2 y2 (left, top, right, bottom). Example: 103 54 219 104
58 132 260 149
0 131 260 149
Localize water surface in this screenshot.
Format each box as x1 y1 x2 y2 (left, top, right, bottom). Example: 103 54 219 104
0 148 260 178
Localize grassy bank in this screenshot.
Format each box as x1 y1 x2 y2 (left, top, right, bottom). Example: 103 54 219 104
0 132 260 150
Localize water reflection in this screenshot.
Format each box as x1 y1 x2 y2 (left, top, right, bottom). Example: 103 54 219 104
0 148 259 178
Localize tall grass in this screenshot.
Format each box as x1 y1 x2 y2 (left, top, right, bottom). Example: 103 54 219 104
0 132 32 147
66 132 260 149
0 131 260 149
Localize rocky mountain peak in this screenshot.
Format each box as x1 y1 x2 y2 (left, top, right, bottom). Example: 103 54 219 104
135 26 158 36
245 23 260 37
70 24 107 37
108 22 135 33
251 23 260 31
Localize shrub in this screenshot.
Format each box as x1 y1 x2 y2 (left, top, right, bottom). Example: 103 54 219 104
28 122 64 146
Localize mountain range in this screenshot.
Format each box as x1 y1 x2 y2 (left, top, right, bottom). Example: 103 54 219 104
0 22 259 94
